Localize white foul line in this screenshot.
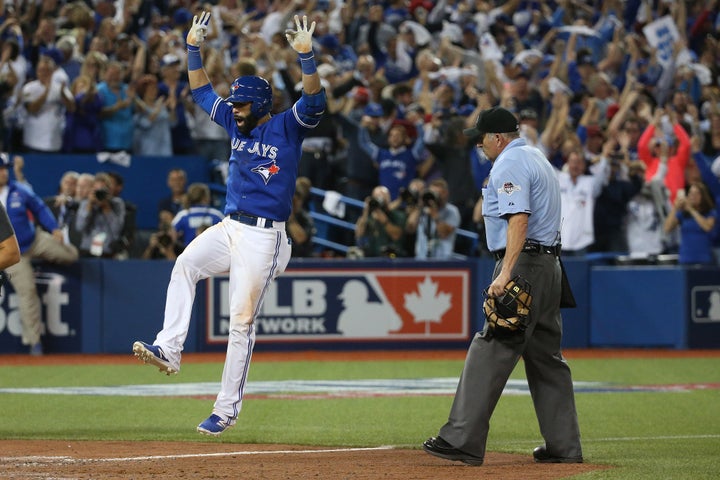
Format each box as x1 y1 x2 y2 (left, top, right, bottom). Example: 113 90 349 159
96 446 395 463
0 446 395 465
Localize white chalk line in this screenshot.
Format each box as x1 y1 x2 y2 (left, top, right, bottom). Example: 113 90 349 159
0 446 395 465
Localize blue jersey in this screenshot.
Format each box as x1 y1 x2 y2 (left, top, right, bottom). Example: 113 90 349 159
3 181 59 253
676 209 716 265
358 126 425 200
482 138 561 251
172 205 225 247
191 84 326 221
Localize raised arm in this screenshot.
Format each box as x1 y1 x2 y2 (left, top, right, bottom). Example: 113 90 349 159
186 11 212 91
285 15 321 95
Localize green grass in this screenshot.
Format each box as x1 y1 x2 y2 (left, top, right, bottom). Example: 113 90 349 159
1 356 719 479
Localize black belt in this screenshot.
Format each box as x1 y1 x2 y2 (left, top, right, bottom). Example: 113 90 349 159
493 242 560 260
229 212 275 229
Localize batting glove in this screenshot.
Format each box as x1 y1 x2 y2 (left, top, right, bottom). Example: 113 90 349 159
285 15 315 54
187 11 211 47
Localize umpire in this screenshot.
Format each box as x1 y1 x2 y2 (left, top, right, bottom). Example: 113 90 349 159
423 107 583 465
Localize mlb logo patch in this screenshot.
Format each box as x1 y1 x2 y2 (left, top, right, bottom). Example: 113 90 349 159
691 286 720 323
500 182 521 195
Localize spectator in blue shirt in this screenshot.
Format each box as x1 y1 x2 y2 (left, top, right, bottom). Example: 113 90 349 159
664 181 716 265
97 61 134 152
171 183 224 249
64 74 103 153
358 113 430 200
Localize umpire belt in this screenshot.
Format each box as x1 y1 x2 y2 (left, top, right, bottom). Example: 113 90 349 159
492 241 560 260
229 212 277 229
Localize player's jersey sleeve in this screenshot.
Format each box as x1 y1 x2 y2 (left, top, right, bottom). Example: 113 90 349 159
292 88 326 128
191 84 236 135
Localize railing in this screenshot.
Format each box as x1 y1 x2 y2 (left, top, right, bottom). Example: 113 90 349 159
307 187 480 258
208 184 480 257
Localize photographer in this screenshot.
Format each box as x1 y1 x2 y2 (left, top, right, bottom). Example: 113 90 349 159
355 185 408 257
142 220 183 260
44 170 82 247
75 172 125 258
406 177 461 259
392 178 426 258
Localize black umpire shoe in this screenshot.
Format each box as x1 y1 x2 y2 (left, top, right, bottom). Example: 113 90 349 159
422 436 484 466
533 445 584 463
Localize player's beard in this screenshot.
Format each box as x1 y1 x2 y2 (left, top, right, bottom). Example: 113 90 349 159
235 113 260 136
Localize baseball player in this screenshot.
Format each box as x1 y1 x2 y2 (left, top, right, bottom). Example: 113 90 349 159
132 12 326 436
423 107 583 465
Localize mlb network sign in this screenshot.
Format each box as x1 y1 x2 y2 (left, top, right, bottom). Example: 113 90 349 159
206 268 471 342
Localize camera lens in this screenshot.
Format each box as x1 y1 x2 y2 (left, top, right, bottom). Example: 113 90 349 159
422 190 437 206
95 188 108 201
158 234 172 247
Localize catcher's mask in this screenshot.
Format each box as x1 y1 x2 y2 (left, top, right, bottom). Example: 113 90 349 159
482 275 533 333
226 76 273 118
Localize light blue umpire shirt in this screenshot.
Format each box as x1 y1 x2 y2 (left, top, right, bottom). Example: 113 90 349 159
482 138 562 252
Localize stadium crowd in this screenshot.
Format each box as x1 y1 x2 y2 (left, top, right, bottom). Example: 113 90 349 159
0 0 718 263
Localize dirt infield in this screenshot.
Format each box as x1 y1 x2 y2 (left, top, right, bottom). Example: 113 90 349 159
3 348 712 479
0 440 607 479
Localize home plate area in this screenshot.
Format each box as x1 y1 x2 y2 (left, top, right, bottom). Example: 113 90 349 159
0 440 607 480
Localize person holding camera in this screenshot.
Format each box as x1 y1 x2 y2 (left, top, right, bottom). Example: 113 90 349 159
75 172 125 258
406 177 460 259
142 219 183 260
0 153 78 355
355 185 408 257
392 178 426 257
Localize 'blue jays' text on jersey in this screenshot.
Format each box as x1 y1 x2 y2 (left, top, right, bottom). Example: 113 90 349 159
191 84 326 221
482 138 561 252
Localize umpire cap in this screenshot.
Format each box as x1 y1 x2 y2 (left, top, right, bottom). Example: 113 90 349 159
463 106 519 137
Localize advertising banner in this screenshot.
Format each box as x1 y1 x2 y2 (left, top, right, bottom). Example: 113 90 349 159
0 264 83 353
205 264 473 345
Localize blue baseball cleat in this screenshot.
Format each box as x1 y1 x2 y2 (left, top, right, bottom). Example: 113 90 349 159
132 341 177 375
197 414 234 436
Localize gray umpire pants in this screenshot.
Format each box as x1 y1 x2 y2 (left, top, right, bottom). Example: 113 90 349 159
6 230 79 346
438 252 582 460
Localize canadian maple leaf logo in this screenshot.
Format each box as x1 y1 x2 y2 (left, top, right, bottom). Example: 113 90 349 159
403 276 452 334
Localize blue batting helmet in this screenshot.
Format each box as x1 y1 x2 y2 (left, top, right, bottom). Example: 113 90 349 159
226 76 272 118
